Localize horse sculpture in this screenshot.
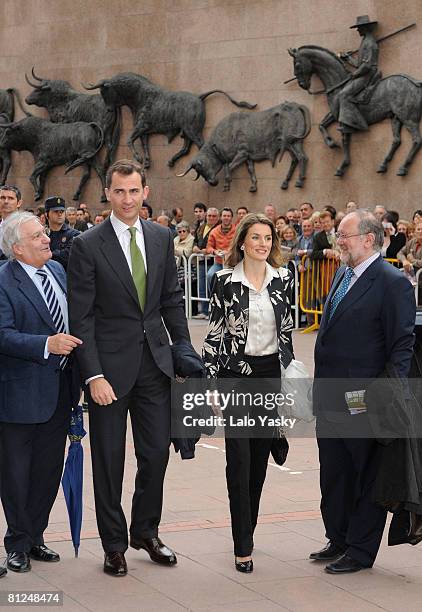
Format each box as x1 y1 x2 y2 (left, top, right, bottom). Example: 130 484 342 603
288 45 422 177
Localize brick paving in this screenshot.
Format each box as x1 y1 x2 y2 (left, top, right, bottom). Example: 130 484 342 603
1 326 422 611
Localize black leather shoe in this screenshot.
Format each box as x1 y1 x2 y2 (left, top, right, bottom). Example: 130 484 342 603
309 541 345 561
7 552 31 573
325 553 367 574
235 559 253 573
0 566 6 578
30 545 60 562
130 537 177 565
104 552 127 576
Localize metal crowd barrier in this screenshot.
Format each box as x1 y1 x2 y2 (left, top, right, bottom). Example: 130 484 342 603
298 256 341 332
182 254 413 327
175 255 189 318
184 254 300 328
186 253 215 318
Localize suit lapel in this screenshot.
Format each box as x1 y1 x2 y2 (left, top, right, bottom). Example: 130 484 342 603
323 257 381 333
141 219 162 316
11 260 57 333
99 218 140 307
46 261 66 295
319 267 345 331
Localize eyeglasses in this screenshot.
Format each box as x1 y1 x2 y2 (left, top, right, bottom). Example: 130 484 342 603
178 230 188 234
335 232 369 240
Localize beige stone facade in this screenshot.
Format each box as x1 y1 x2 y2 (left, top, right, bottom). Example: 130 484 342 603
0 0 421 220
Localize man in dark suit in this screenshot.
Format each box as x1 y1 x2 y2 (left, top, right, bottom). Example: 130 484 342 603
0 212 82 574
311 211 340 261
310 210 416 573
68 159 190 577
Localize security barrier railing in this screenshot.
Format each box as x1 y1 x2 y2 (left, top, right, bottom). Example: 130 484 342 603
185 254 300 328
175 255 189 318
186 253 215 318
298 256 341 332
181 254 415 327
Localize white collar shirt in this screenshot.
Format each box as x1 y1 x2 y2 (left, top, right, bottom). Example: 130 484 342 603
109 212 148 273
347 251 380 292
232 260 278 356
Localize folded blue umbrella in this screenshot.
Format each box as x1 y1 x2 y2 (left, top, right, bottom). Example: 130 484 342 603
61 405 86 557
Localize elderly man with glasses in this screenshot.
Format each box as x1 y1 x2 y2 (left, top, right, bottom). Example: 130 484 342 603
311 210 415 574
0 212 81 575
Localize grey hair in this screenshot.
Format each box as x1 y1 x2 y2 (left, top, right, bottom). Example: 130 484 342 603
176 220 190 231
207 207 219 216
66 206 77 213
0 211 41 260
352 209 384 251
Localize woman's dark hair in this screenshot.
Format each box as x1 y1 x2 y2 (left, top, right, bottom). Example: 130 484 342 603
382 212 397 231
226 213 285 268
323 205 337 219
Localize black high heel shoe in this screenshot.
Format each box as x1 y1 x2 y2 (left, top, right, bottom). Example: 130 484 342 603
235 558 253 573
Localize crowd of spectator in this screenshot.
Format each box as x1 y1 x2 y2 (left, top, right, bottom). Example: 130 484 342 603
1 189 421 319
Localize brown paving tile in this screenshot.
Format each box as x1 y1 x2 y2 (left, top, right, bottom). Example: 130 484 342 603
127 555 266 609
256 532 325 562
193 599 289 611
158 529 231 555
248 576 387 611
376 543 422 570
190 549 312 584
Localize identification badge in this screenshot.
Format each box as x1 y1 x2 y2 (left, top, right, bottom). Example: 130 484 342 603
345 390 367 415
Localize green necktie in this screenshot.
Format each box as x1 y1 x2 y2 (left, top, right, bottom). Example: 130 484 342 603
128 226 147 311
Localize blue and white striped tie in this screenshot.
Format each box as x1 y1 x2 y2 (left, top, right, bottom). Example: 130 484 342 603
36 269 68 369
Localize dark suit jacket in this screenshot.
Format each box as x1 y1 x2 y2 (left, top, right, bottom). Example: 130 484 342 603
0 259 77 423
313 256 416 421
311 230 333 260
67 217 190 399
385 232 406 259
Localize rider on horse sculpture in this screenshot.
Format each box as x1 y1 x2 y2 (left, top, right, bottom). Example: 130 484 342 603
338 15 379 132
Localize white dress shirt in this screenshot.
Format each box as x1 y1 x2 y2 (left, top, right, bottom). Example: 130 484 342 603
18 260 69 358
346 251 380 294
231 261 278 356
109 212 148 273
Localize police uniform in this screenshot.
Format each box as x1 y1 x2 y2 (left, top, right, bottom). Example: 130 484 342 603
45 196 80 270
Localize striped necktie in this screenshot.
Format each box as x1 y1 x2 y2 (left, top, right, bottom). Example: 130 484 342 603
329 267 354 320
36 269 68 369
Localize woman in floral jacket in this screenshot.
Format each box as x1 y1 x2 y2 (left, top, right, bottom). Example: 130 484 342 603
203 213 294 574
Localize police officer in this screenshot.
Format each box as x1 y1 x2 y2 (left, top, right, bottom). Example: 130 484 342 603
45 196 80 270
338 15 379 132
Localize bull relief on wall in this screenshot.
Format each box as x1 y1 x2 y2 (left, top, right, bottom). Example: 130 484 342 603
177 102 311 192
0 16 418 199
83 73 257 169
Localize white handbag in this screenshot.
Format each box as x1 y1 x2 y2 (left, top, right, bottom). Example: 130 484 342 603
280 358 314 422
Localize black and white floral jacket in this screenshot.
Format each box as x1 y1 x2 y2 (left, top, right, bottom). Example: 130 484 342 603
202 262 294 378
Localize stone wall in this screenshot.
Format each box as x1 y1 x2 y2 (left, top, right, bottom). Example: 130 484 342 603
0 0 421 220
